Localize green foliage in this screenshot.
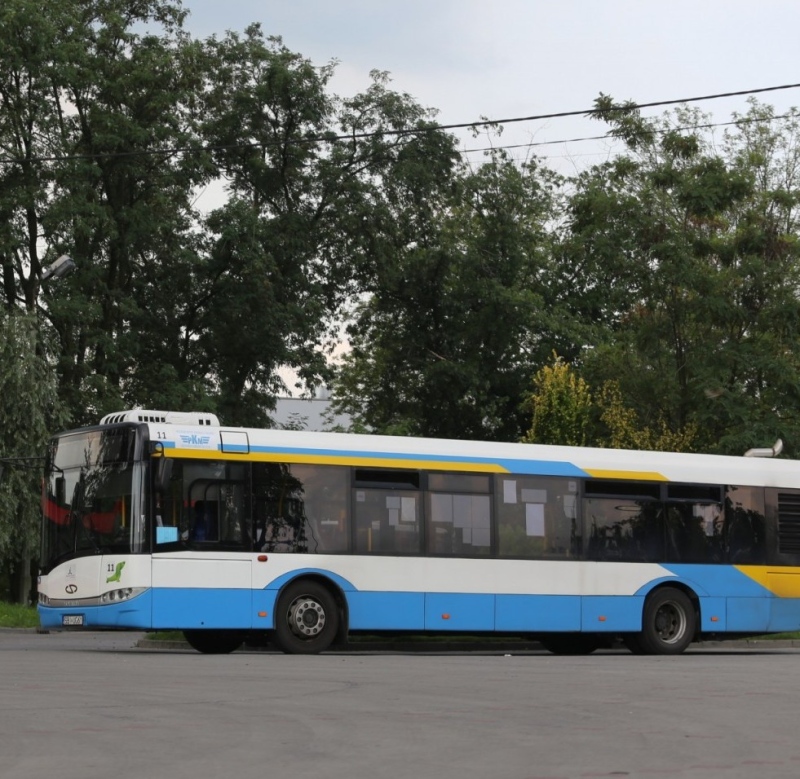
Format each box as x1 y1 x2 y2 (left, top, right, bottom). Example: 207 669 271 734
567 98 800 455
0 601 39 628
521 357 696 452
0 313 67 601
595 381 698 452
522 355 592 446
334 154 564 441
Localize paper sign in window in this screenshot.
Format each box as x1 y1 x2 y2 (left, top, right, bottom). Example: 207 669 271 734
503 480 517 504
401 497 416 523
526 503 545 537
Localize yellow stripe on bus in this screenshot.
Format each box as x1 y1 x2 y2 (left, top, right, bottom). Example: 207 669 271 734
164 448 508 473
736 566 800 598
584 469 668 481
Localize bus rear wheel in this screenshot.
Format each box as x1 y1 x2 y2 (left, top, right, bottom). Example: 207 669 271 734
183 629 244 654
273 580 339 655
638 587 696 655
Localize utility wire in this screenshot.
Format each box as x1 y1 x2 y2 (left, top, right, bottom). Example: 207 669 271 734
1 82 799 165
461 112 797 156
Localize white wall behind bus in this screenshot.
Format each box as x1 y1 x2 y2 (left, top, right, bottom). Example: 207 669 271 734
271 391 353 432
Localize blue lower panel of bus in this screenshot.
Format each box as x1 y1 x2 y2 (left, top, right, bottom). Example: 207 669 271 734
425 593 495 630
151 588 251 629
347 594 646 632
767 598 800 632
726 597 771 632
38 590 154 630
348 592 425 630
496 595 581 631
581 596 643 632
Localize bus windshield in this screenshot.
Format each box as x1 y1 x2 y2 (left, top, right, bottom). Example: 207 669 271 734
40 428 143 572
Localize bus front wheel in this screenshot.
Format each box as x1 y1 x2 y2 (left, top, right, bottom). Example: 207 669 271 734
638 587 696 655
273 580 340 655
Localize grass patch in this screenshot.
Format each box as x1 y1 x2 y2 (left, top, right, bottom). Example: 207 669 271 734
0 602 39 629
147 631 185 641
757 632 800 640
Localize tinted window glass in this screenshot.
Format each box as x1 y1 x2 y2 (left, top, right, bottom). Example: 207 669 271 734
585 481 661 499
252 463 349 553
163 460 249 549
664 502 722 562
584 498 663 561
354 469 419 489
354 488 420 554
496 477 578 559
428 473 491 493
427 493 491 555
724 485 766 563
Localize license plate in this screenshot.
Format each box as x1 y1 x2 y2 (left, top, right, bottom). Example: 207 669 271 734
62 615 84 626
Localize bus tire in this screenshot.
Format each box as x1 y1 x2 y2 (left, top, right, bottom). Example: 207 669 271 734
539 633 601 655
183 629 244 654
273 580 339 655
638 587 696 655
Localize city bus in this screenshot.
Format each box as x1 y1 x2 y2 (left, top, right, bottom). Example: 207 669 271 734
37 409 800 655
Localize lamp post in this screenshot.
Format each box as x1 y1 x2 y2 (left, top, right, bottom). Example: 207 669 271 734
41 254 76 282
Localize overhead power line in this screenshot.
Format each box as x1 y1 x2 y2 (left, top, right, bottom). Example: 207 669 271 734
461 112 797 156
1 82 799 166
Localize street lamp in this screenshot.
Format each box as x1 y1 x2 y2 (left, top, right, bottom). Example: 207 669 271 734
41 255 76 282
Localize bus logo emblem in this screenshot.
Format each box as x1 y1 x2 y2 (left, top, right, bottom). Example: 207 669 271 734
65 584 78 594
179 434 211 446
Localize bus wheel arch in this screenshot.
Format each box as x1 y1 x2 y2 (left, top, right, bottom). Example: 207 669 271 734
272 575 347 655
633 584 699 655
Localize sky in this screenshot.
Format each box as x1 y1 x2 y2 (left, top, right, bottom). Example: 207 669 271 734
179 0 800 176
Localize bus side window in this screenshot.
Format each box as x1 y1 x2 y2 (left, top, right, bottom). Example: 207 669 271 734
354 489 420 554
426 473 491 556
496 476 578 559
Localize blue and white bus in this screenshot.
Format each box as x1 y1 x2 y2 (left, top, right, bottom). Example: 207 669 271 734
37 410 800 655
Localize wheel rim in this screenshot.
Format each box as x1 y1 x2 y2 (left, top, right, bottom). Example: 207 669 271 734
653 600 687 645
287 595 327 639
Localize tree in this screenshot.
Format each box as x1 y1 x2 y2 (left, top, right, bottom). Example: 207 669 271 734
521 355 696 451
0 313 66 602
563 97 800 455
0 0 214 423
521 355 592 446
334 152 564 441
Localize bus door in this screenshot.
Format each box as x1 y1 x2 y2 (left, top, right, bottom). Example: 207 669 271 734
151 459 253 630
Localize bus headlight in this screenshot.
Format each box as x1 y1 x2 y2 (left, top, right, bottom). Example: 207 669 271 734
101 587 137 604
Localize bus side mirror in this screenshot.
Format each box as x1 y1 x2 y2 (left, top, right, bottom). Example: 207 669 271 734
56 476 66 505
